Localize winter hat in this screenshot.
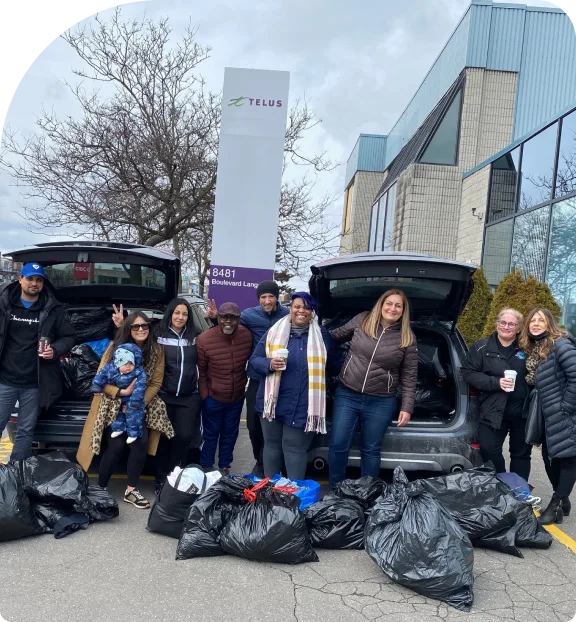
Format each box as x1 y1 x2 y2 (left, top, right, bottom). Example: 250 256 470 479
256 280 279 300
114 347 135 368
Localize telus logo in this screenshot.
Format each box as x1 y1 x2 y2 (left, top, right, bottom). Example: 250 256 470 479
228 96 283 108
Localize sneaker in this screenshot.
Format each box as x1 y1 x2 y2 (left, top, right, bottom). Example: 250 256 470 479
123 489 150 509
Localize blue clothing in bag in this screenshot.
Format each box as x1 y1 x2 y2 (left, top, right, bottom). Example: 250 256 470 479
91 343 147 438
244 473 320 509
496 472 531 501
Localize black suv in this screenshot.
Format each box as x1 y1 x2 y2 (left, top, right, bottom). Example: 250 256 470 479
308 251 483 474
4 241 208 451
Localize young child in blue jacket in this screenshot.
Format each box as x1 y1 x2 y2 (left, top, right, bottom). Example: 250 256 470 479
91 343 147 444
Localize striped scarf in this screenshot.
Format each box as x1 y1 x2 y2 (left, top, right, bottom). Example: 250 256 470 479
263 315 327 434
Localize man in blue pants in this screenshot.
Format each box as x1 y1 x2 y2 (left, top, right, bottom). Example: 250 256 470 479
196 303 253 474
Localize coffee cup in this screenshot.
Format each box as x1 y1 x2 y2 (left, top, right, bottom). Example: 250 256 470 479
38 337 50 355
276 348 289 370
504 369 517 392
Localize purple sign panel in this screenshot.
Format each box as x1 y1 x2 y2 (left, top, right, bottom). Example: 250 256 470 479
208 265 274 311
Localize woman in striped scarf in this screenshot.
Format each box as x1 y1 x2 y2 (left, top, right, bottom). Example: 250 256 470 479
249 292 340 480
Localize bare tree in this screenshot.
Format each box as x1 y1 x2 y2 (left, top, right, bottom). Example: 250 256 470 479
1 9 339 282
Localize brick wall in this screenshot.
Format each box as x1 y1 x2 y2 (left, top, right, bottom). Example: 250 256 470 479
339 171 384 255
392 68 518 260
455 166 490 264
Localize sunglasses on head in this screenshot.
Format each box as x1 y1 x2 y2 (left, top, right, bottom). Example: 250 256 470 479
131 322 150 332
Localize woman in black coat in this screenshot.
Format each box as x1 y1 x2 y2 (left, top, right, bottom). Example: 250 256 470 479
461 308 531 481
521 307 576 525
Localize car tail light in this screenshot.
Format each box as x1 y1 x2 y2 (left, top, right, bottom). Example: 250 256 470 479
469 442 480 449
468 387 480 397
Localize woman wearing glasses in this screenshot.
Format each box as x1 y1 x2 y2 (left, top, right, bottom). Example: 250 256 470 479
77 311 173 509
461 308 532 480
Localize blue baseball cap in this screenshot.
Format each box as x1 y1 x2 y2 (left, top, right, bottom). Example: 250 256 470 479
20 263 46 279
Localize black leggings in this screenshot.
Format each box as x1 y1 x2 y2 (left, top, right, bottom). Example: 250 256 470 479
478 418 532 481
542 436 576 500
155 395 202 485
98 427 149 489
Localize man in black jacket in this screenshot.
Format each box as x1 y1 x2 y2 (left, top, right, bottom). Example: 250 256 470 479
0 263 75 460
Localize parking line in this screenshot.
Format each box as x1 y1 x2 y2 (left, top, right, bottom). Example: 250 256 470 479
534 510 576 554
0 437 12 464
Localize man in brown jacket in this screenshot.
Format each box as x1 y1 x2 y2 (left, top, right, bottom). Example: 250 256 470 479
197 302 253 473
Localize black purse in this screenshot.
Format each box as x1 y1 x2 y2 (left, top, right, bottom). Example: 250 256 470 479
525 389 543 445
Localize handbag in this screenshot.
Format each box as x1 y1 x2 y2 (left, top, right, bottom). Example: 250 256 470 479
525 389 543 445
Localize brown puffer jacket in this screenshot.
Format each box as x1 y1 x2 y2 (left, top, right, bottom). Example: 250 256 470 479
196 325 253 403
330 312 418 413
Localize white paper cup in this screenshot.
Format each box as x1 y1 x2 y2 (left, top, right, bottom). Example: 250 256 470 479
504 370 517 392
276 348 289 370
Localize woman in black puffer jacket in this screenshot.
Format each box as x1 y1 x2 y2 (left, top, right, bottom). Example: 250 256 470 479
521 307 576 525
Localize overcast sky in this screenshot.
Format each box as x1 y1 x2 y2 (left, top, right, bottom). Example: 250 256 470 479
0 0 559 275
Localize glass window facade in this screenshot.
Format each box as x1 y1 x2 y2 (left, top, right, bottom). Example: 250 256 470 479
368 182 398 252
419 89 462 166
482 107 576 325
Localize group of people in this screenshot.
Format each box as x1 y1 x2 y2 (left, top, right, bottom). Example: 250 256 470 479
0 264 574 525
462 307 576 525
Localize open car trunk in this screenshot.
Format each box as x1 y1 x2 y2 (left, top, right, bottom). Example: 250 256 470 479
310 252 476 427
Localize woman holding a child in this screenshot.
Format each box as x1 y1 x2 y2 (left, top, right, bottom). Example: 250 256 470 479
77 311 173 509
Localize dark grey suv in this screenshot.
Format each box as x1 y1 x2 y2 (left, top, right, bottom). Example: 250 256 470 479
308 251 483 474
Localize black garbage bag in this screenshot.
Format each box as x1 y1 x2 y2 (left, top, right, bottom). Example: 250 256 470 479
418 466 518 540
220 484 318 564
304 495 365 550
474 524 523 558
32 499 76 531
0 463 48 541
413 379 454 419
514 501 552 549
61 345 101 400
176 475 252 560
334 476 386 511
148 466 211 539
69 308 114 345
19 452 88 505
82 486 119 522
365 467 474 612
418 341 448 379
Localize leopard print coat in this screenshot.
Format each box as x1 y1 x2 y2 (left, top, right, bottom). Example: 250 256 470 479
89 343 174 455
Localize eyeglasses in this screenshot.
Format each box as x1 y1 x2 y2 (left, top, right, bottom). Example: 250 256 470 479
131 323 150 332
498 321 518 329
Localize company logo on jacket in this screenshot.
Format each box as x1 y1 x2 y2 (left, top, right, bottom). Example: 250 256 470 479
10 314 39 325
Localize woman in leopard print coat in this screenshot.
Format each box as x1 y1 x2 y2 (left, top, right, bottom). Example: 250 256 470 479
77 311 174 509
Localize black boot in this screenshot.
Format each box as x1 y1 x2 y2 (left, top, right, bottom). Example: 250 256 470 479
539 497 564 525
561 498 571 517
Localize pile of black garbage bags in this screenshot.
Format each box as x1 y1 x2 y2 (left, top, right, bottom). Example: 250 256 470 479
170 465 551 613
0 452 118 541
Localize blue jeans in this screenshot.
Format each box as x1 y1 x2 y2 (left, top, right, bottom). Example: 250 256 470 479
200 396 244 470
0 383 40 461
328 385 397 489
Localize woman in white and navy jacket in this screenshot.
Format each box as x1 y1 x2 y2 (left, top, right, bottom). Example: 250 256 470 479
154 298 202 492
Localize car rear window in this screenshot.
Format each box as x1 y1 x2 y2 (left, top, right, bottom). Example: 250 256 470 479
329 277 452 300
44 263 166 290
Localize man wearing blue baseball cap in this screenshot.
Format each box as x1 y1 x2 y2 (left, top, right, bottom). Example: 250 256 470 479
0 262 75 460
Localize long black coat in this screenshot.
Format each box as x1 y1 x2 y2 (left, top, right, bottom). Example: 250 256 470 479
534 337 576 459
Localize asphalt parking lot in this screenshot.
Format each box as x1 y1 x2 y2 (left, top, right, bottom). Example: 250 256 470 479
1 426 575 622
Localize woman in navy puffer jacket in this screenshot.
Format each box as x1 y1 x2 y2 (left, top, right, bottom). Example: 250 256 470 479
249 292 341 480
521 307 576 525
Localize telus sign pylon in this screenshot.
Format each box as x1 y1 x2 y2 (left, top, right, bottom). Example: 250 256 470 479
209 67 290 309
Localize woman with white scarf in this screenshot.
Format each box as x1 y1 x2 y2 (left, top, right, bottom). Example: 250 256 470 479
249 292 339 480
